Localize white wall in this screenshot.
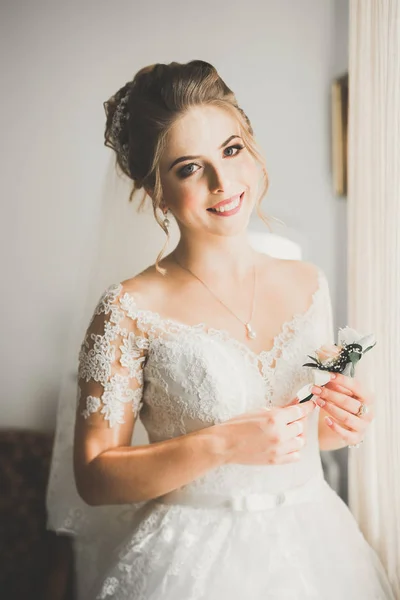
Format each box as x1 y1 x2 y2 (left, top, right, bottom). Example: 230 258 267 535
0 0 348 433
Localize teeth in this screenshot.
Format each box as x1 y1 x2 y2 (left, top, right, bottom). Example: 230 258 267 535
211 195 241 213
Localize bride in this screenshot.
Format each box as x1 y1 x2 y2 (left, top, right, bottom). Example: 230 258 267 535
48 60 395 599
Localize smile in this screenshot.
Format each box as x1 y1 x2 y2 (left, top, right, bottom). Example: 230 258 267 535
207 192 244 216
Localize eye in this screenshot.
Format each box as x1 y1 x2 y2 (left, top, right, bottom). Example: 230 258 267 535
223 143 245 157
177 144 245 179
178 163 200 178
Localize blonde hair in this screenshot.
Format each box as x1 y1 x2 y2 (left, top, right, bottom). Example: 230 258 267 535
103 60 277 274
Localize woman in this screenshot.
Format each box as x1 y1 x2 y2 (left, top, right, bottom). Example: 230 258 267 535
49 60 395 599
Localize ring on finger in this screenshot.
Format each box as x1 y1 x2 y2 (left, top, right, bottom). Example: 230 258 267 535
356 402 369 418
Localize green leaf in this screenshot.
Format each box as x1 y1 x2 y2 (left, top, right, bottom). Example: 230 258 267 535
306 355 319 363
349 352 362 364
363 343 376 354
299 394 314 404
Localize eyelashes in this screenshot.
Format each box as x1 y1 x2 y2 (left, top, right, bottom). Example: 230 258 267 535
177 144 245 179
223 143 245 157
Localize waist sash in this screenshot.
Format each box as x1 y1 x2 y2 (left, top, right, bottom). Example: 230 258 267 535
154 474 328 512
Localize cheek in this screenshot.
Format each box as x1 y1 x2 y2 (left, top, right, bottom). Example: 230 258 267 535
165 183 201 216
177 187 200 211
246 157 261 181
235 154 260 184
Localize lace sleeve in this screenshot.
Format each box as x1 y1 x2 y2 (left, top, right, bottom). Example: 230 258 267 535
76 283 148 428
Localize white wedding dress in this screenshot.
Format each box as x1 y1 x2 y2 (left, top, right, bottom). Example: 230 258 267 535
46 266 395 600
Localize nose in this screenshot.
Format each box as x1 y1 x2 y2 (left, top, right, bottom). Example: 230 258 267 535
208 164 231 194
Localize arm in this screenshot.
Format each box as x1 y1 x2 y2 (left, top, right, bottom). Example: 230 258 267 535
77 428 229 506
73 283 231 507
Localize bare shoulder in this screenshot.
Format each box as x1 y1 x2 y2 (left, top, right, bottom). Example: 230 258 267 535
120 265 164 304
260 255 321 311
284 258 321 290
119 257 180 310
259 254 320 287
286 258 321 288
284 259 322 315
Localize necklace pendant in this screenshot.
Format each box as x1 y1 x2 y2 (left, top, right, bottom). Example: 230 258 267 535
245 322 257 340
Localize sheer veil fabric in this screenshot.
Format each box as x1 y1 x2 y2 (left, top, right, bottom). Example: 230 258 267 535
45 166 179 596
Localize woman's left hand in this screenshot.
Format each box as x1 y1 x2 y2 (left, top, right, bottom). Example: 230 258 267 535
312 372 375 446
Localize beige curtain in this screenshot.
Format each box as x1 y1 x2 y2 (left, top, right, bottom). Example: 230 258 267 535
348 0 400 595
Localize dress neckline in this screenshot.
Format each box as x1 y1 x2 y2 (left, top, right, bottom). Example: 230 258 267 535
118 267 326 369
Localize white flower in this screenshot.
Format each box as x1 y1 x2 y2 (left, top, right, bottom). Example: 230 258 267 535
296 369 332 402
337 326 376 351
337 326 361 346
315 343 342 365
357 333 376 352
312 369 332 386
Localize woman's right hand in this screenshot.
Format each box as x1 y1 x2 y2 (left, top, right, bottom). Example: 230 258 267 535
218 397 316 466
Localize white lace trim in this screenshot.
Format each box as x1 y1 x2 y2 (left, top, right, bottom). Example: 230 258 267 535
77 283 148 428
117 266 326 379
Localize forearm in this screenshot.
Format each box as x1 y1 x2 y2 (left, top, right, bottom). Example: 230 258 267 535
78 425 231 506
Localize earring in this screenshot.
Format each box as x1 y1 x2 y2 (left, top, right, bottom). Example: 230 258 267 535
163 211 170 229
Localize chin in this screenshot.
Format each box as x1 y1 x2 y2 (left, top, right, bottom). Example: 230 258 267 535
209 217 252 237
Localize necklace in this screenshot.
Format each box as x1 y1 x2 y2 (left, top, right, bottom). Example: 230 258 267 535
172 255 257 340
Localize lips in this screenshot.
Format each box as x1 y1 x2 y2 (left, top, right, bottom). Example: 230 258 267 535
207 193 244 210
206 192 244 217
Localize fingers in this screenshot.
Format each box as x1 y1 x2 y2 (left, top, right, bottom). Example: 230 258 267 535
266 417 306 465
326 382 355 396
316 386 362 415
274 435 305 463
328 373 374 405
287 397 301 406
314 381 372 416
318 400 373 431
286 418 304 439
284 399 316 425
323 416 364 446
286 434 305 453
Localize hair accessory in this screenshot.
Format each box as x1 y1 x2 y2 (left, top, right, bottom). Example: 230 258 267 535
109 87 131 172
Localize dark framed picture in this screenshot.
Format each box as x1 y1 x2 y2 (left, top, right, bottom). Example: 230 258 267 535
331 73 348 197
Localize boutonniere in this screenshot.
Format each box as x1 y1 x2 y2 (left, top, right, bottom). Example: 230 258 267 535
296 326 377 403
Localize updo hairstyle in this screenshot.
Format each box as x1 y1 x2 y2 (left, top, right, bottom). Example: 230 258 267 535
103 60 272 272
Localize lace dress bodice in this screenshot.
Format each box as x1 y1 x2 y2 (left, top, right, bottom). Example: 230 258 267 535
77 266 332 499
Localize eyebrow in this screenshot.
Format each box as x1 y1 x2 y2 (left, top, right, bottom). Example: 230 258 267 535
167 135 242 171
